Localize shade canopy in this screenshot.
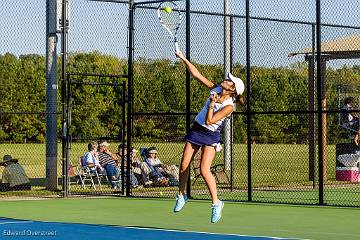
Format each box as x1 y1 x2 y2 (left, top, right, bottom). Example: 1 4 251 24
289 34 360 60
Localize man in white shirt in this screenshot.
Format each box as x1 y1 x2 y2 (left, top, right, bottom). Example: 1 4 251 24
82 142 103 173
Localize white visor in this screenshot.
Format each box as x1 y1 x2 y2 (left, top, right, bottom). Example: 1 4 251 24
227 72 245 95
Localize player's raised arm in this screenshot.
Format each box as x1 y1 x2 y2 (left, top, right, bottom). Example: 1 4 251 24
175 51 215 89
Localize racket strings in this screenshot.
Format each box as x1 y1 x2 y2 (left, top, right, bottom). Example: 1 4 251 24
160 12 181 32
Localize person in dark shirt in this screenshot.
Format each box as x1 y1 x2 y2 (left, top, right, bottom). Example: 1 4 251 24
98 141 138 188
98 141 121 188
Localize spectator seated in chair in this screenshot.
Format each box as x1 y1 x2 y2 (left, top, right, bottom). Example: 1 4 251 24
115 145 155 187
341 97 360 145
98 141 132 189
0 155 31 191
82 142 104 174
129 147 153 187
145 147 179 186
99 141 139 188
113 144 151 187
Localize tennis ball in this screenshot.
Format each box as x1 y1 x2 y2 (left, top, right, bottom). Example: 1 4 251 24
164 6 172 13
160 191 164 196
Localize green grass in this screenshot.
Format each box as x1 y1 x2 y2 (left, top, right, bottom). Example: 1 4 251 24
0 142 336 183
1 142 360 206
0 197 359 240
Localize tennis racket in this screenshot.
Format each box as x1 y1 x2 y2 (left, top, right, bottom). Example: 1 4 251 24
157 1 183 53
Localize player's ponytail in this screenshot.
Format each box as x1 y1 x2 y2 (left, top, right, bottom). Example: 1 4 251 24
233 94 245 107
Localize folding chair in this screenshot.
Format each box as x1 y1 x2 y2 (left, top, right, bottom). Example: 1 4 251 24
192 152 230 186
78 156 103 190
210 164 230 185
192 155 202 185
68 162 82 190
140 148 149 163
107 165 122 189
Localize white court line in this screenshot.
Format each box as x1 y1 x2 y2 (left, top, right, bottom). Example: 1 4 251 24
0 221 33 225
0 220 310 239
118 225 309 240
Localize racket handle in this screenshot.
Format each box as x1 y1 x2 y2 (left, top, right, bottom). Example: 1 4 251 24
174 41 180 53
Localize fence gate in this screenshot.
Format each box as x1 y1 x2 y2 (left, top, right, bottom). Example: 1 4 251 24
62 72 128 196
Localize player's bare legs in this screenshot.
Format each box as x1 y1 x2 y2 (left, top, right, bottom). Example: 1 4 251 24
200 146 218 203
178 142 199 195
201 145 224 223
174 142 199 212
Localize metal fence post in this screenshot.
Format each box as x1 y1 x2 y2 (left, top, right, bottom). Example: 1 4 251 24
46 0 59 192
316 0 324 205
245 0 252 202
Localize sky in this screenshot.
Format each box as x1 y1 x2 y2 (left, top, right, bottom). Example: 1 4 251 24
1 0 360 67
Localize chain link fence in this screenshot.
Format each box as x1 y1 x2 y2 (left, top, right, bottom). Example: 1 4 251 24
132 0 360 207
0 0 59 198
1 0 360 207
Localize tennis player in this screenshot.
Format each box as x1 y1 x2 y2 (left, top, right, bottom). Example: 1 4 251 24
173 51 245 223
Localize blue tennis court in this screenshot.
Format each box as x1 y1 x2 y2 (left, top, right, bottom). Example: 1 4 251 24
0 218 300 240
1 198 355 239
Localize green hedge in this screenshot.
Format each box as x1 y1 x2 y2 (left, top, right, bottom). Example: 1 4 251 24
0 51 358 143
